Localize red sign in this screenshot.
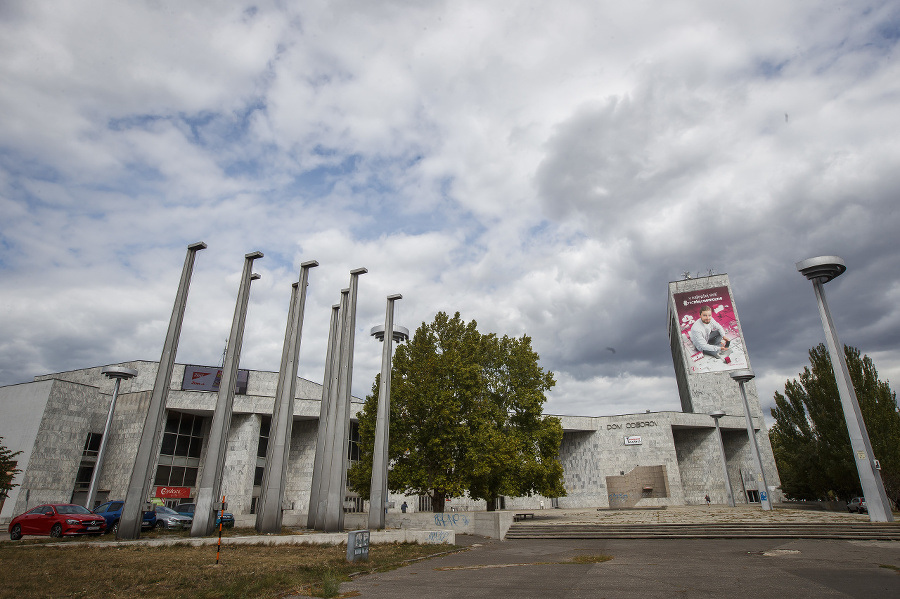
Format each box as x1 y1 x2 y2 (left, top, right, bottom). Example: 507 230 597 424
155 486 191 499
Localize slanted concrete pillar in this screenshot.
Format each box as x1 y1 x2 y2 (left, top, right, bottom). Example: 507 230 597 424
368 294 404 530
191 251 263 537
320 268 366 532
256 260 318 533
307 301 342 529
119 242 206 540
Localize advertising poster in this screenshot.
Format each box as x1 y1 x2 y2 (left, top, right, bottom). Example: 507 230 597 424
673 285 748 374
181 366 249 394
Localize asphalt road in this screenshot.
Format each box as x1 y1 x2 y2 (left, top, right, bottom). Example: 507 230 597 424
335 537 900 599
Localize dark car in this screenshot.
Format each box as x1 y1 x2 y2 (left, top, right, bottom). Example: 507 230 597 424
92 500 156 534
154 505 193 530
176 502 234 528
8 504 106 540
847 497 868 513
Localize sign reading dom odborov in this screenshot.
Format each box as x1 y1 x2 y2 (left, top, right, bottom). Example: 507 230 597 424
672 285 748 374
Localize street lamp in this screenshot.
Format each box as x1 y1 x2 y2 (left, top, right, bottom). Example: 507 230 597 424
85 366 138 510
796 255 894 522
729 369 773 510
368 299 408 530
710 410 735 507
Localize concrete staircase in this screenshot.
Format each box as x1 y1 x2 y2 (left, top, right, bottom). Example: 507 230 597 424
505 522 900 540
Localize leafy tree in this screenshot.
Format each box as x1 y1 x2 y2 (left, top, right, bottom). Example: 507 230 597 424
348 312 566 512
769 344 900 506
0 437 22 503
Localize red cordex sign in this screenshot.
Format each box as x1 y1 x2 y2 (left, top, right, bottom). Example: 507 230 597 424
155 486 191 499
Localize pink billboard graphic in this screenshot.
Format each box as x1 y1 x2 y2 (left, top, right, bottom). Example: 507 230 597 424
673 285 748 374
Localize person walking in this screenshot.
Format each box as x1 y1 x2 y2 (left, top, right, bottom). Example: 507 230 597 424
705 494 711 506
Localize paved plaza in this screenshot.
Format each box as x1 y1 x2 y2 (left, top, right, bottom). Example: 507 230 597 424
324 505 900 599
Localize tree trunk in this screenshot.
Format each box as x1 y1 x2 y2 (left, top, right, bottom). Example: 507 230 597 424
486 496 496 511
432 490 445 513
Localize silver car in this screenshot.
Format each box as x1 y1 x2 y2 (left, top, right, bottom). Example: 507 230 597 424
847 497 867 514
154 505 193 530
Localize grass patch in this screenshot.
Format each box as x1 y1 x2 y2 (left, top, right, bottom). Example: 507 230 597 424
566 554 613 564
880 564 900 574
0 540 460 598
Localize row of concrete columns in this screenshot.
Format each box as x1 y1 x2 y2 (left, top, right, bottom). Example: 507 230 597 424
118 241 404 538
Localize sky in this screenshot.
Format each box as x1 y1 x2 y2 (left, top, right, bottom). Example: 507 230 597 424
1 0 898 425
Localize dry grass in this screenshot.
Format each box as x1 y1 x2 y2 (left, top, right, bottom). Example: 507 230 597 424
566 554 613 564
0 536 461 599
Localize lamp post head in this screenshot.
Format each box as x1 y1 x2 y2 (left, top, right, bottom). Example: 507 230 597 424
710 410 726 420
729 369 755 384
796 256 846 284
101 366 138 380
371 324 410 343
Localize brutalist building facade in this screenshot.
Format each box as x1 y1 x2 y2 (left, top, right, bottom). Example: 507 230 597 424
555 274 782 508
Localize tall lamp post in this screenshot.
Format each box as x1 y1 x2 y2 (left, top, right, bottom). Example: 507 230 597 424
85 366 138 510
710 410 735 507
729 369 773 510
796 256 894 522
368 299 408 530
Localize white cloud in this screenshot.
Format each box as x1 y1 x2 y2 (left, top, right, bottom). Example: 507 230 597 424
1 0 898 422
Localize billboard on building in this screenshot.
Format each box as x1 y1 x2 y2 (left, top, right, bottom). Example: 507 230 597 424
181 366 249 394
672 285 748 374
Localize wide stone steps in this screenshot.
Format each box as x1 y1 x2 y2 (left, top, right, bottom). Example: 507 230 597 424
505 522 900 540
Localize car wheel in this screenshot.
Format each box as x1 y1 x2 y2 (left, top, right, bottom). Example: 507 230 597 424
50 524 63 538
111 521 119 535
155 520 165 529
10 524 22 541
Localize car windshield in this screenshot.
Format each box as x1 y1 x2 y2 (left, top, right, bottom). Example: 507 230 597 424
56 505 92 515
156 506 179 516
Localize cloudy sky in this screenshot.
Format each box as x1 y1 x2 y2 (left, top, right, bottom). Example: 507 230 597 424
1 0 898 424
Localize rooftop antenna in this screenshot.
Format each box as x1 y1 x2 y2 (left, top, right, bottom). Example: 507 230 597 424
681 271 692 280
221 339 228 368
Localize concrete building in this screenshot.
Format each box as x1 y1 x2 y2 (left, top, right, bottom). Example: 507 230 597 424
0 274 781 524
0 361 366 525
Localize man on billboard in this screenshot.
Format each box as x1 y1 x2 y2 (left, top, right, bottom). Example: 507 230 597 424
689 305 731 359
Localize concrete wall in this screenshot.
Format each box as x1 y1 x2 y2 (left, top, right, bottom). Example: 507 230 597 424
222 414 262 515
0 380 53 520
9 380 103 516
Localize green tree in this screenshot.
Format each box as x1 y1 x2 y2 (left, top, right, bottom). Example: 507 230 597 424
769 344 900 506
0 437 22 503
348 312 566 512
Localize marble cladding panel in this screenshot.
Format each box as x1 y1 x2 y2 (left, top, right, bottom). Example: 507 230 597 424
95 390 153 498
12 381 101 514
673 427 723 504
283 419 319 512
221 414 262 515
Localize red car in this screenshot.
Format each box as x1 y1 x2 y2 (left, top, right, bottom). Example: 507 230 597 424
8 504 106 540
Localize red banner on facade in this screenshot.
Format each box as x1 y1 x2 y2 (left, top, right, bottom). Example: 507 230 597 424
155 486 191 499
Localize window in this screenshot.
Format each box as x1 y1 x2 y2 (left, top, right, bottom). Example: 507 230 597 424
82 433 103 458
74 464 94 491
257 417 271 459
251 417 271 512
154 412 205 487
348 421 360 463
